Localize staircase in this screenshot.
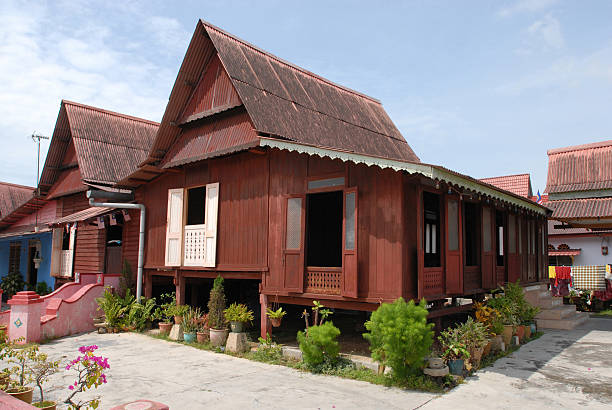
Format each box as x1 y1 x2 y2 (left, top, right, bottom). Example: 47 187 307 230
523 284 589 330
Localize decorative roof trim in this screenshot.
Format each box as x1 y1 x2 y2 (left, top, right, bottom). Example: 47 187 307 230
258 137 547 215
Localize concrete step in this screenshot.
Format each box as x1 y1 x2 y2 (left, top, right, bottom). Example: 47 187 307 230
536 297 563 309
536 312 589 330
523 283 548 293
536 305 577 320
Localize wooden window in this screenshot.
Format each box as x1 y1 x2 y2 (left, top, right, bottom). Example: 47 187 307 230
165 188 184 266
186 187 206 225
203 182 219 268
483 206 491 252
508 214 516 254
344 191 356 251
9 242 20 274
424 192 441 268
306 191 342 267
463 202 480 266
286 197 303 250
448 199 459 251
50 224 76 278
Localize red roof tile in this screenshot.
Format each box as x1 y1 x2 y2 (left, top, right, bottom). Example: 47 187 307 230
545 139 612 194
546 197 612 219
479 174 533 198
0 182 34 220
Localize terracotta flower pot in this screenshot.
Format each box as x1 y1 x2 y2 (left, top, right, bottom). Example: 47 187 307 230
158 322 173 335
502 325 514 346
524 324 532 339
470 347 484 369
270 317 282 327
7 386 34 404
482 340 492 357
197 329 209 343
174 315 183 325
515 325 525 343
209 328 229 347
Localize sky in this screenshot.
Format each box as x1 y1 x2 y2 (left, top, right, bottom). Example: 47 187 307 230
1 0 612 194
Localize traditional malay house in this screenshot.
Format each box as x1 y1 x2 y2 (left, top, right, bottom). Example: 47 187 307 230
0 100 158 289
117 21 549 336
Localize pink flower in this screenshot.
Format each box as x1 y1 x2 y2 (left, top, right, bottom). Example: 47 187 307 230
68 385 74 390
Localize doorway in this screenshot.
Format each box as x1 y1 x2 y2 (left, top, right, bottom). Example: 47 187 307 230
306 191 343 267
27 241 40 288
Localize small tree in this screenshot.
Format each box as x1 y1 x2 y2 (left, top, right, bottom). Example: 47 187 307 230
363 298 434 380
207 275 226 330
297 321 341 369
64 345 110 409
26 351 59 406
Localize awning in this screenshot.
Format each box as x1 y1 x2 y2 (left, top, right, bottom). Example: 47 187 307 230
49 207 112 226
549 249 581 256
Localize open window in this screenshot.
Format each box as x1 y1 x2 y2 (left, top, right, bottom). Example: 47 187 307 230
9 242 20 275
105 220 123 274
51 224 76 277
306 191 343 267
423 192 441 268
165 183 219 268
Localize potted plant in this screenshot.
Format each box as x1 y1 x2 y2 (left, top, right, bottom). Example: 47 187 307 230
207 275 228 346
438 327 470 376
27 351 59 410
154 293 176 335
171 304 189 325
196 313 209 343
457 317 488 369
490 316 505 353
224 303 254 333
182 307 201 343
266 307 286 327
4 343 37 403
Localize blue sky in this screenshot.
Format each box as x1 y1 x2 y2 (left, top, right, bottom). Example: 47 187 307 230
1 0 612 193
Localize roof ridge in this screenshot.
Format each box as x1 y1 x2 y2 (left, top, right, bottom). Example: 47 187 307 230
480 173 530 180
0 181 35 190
62 100 160 126
547 139 612 155
200 20 382 104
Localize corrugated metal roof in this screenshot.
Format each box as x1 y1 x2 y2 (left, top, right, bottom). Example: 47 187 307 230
39 100 159 195
0 182 34 220
545 139 612 194
547 197 612 219
162 110 259 168
143 20 419 171
49 206 111 225
479 174 532 198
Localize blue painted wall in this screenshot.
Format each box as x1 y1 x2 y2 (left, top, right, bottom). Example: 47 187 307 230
0 231 54 292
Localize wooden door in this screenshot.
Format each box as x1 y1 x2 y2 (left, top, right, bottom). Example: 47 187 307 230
445 195 462 294
481 205 495 289
507 213 520 283
283 195 305 293
342 188 358 297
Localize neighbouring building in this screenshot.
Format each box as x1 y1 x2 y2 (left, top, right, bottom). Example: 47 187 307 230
479 173 533 199
543 140 612 267
117 20 549 336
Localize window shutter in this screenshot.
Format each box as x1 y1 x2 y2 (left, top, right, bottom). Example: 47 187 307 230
50 228 62 277
165 188 184 266
283 195 305 292
204 182 219 267
65 223 77 277
342 188 358 298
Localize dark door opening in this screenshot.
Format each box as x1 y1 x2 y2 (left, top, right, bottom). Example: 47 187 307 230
27 246 38 288
306 191 343 267
105 223 123 274
463 202 480 267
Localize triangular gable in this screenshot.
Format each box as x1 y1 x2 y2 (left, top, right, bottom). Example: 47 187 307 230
179 53 242 124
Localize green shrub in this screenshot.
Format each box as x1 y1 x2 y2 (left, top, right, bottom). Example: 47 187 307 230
363 298 433 380
224 303 254 323
1 271 25 298
249 334 283 363
207 275 226 329
127 297 157 331
35 282 51 296
96 288 127 328
297 321 341 369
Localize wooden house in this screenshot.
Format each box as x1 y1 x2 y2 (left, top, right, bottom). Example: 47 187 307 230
0 100 158 288
118 21 549 335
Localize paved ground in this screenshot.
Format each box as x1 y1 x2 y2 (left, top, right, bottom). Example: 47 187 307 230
32 318 612 409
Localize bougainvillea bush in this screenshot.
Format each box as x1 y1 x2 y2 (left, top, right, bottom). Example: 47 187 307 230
64 345 110 409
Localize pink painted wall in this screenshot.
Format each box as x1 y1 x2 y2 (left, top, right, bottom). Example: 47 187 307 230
13 200 58 226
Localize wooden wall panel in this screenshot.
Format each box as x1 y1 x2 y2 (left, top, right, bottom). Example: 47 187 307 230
402 180 418 300
60 193 90 217
74 222 105 274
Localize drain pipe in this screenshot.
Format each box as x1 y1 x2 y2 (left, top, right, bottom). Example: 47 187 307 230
86 190 145 302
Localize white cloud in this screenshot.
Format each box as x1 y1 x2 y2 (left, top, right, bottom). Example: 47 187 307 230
495 43 612 95
149 16 191 54
527 14 564 49
0 1 180 186
498 0 559 17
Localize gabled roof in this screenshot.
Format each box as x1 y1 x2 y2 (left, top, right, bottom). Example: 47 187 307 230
479 173 533 198
545 139 612 194
144 20 419 168
39 100 159 195
0 182 33 220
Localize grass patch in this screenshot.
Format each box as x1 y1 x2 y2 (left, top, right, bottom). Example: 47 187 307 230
591 309 612 318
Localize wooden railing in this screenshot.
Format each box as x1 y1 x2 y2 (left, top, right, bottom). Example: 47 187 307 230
305 267 342 295
184 224 206 266
59 250 73 277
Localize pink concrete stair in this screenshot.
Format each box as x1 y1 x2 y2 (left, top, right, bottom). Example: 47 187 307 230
523 284 589 330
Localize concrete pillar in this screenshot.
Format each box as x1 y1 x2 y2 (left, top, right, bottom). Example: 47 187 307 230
260 293 272 339
8 291 43 344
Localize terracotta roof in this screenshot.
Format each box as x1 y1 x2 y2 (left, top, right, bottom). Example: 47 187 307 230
546 197 612 219
545 139 612 194
479 174 533 198
0 182 34 220
39 100 159 194
144 20 419 170
49 206 112 225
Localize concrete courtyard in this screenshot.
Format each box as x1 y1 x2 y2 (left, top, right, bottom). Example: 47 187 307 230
32 318 612 409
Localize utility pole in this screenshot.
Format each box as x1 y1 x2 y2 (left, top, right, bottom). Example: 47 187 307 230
31 133 49 230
